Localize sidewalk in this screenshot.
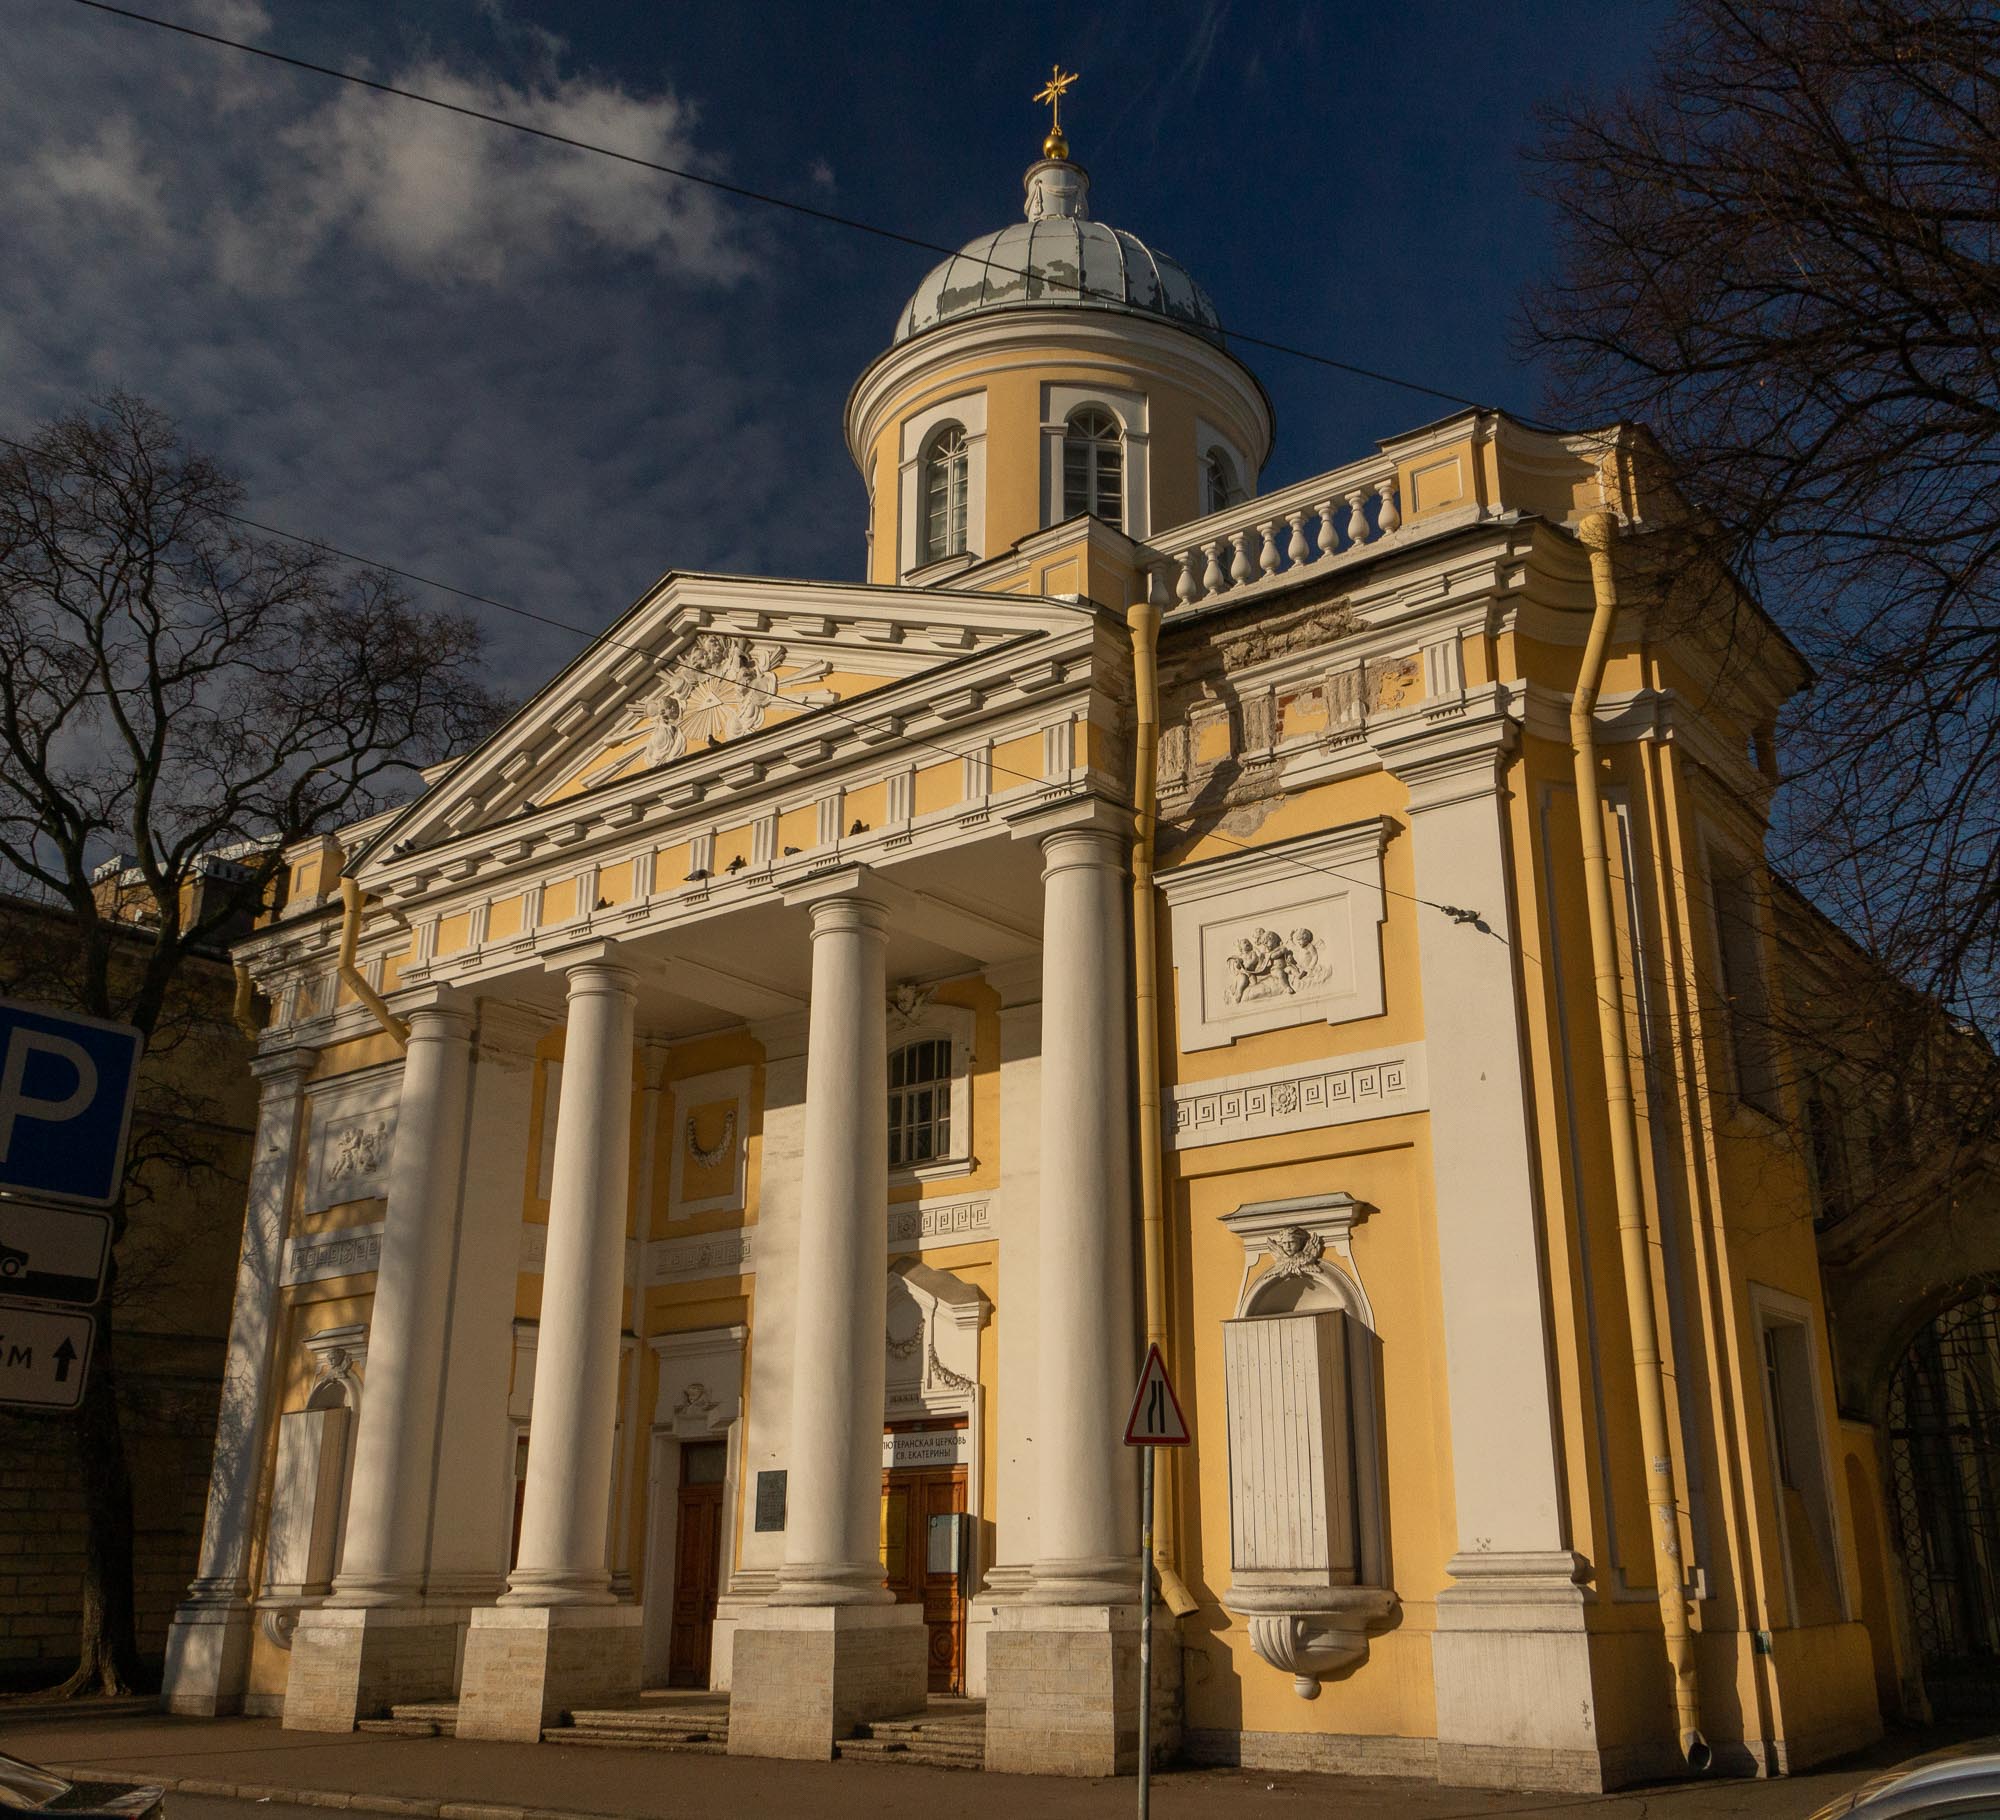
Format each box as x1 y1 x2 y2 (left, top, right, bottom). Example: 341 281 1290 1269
0 1706 1969 1820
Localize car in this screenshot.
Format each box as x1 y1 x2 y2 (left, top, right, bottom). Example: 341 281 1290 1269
0 1240 27 1279
1806 1745 2000 1818
0 1748 164 1818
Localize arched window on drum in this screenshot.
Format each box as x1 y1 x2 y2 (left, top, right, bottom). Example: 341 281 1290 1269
921 424 969 564
1062 407 1124 528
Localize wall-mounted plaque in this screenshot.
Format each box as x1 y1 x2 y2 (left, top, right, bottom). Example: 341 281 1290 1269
754 1469 787 1532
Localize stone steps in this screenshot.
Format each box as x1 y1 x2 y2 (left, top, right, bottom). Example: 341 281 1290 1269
837 1706 986 1771
549 1704 732 1753
357 1701 461 1739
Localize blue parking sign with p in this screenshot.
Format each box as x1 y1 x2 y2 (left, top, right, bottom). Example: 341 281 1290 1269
0 999 142 1208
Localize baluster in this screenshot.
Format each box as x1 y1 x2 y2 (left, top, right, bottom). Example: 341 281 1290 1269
1376 479 1401 537
1147 565 1173 610
1178 546 1204 605
1259 519 1285 578
1203 540 1229 595
1286 510 1311 568
1230 530 1257 585
1315 497 1342 561
1346 489 1374 547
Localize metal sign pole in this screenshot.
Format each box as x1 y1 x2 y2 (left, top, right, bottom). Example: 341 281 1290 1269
1138 1440 1155 1820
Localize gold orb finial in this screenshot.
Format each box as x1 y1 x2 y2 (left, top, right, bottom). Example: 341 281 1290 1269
1034 63 1079 161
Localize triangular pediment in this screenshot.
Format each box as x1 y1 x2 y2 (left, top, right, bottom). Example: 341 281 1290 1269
363 573 1090 862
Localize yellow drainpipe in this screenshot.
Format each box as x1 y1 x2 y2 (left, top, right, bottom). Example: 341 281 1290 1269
1128 578 1197 1618
1573 511 1708 1770
338 875 409 1048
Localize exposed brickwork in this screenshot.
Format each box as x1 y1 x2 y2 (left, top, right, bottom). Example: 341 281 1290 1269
0 1359 221 1690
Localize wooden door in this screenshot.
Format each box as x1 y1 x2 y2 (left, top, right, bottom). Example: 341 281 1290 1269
667 1441 726 1688
880 1454 968 1694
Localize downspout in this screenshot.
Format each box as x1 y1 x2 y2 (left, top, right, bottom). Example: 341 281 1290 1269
338 875 409 1048
1128 575 1197 1618
1573 512 1708 1771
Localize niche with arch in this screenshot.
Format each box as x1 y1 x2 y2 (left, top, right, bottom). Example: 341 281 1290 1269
259 1325 364 1647
1219 1192 1395 1696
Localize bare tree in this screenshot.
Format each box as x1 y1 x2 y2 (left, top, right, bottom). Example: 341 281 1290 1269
1524 0 2000 1137
0 393 500 1694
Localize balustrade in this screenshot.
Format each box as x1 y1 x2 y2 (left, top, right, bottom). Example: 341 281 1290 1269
1148 465 1405 609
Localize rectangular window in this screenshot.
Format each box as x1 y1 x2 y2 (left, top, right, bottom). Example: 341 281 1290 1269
1759 1308 1843 1627
1709 850 1781 1115
888 1036 952 1168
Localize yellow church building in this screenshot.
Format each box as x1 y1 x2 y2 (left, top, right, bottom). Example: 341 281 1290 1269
160 111 1891 1791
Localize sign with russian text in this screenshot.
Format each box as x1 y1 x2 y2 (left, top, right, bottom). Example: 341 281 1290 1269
0 999 143 1208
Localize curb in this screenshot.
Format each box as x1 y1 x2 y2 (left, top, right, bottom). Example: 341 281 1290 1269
44 1765 628 1820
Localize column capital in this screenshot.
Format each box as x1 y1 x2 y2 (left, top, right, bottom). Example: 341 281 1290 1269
1038 823 1126 880
1377 715 1518 816
403 1000 476 1044
781 862 891 918
542 936 637 984
249 1044 318 1089
1005 788 1132 846
545 946 639 999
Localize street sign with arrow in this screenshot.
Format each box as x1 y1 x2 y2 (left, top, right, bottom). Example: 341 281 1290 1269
0 1302 94 1411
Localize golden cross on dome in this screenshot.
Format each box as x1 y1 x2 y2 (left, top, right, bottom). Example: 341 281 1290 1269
1034 64 1079 160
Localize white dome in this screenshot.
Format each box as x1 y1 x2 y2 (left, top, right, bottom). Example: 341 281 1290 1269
892 161 1223 348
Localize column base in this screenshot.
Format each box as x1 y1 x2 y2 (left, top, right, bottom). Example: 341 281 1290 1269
454 1604 642 1742
283 1604 466 1732
160 1597 253 1716
727 1603 927 1761
1430 1550 1615 1793
984 1602 1181 1777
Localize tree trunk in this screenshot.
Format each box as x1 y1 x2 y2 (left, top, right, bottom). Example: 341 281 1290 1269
48 1262 144 1697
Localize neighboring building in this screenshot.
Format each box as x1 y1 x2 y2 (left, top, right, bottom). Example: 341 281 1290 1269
1779 887 2000 1727
0 891 255 1687
162 128 1912 1789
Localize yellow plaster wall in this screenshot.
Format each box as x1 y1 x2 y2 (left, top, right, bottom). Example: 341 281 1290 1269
1175 1125 1445 1739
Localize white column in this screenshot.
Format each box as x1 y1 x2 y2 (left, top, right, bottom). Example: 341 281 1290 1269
777 883 893 1604
162 1047 313 1713
331 1003 475 1603
504 956 636 1605
1033 825 1138 1600
424 1003 542 1601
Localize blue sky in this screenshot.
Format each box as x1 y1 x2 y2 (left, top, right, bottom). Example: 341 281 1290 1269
5 0 1668 692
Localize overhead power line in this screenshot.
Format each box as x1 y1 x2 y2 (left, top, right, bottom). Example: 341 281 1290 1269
0 427 1514 947
65 0 1516 420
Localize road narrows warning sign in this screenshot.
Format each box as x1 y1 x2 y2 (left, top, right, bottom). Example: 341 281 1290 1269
1123 1342 1190 1447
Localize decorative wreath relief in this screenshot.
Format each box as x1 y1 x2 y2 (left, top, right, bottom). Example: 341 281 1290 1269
1222 926 1335 1004
685 1109 736 1170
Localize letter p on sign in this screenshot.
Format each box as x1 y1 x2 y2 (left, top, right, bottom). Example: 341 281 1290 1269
0 999 142 1208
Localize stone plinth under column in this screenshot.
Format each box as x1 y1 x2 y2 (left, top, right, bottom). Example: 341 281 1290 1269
727 1604 927 1760
454 1603 642 1742
1430 1552 1618 1792
283 1605 464 1732
984 1603 1181 1777
161 1598 253 1716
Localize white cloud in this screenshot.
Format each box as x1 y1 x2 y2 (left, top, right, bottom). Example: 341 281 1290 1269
0 7 860 707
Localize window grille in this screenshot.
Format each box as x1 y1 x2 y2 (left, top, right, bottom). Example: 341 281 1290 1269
888 1035 952 1167
1062 408 1123 527
922 426 969 563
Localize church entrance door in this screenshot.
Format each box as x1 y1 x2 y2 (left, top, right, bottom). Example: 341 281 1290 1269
667 1440 726 1687
881 1423 969 1695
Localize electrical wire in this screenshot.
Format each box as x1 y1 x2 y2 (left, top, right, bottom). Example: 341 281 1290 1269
0 427 1514 944
63 0 1526 421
